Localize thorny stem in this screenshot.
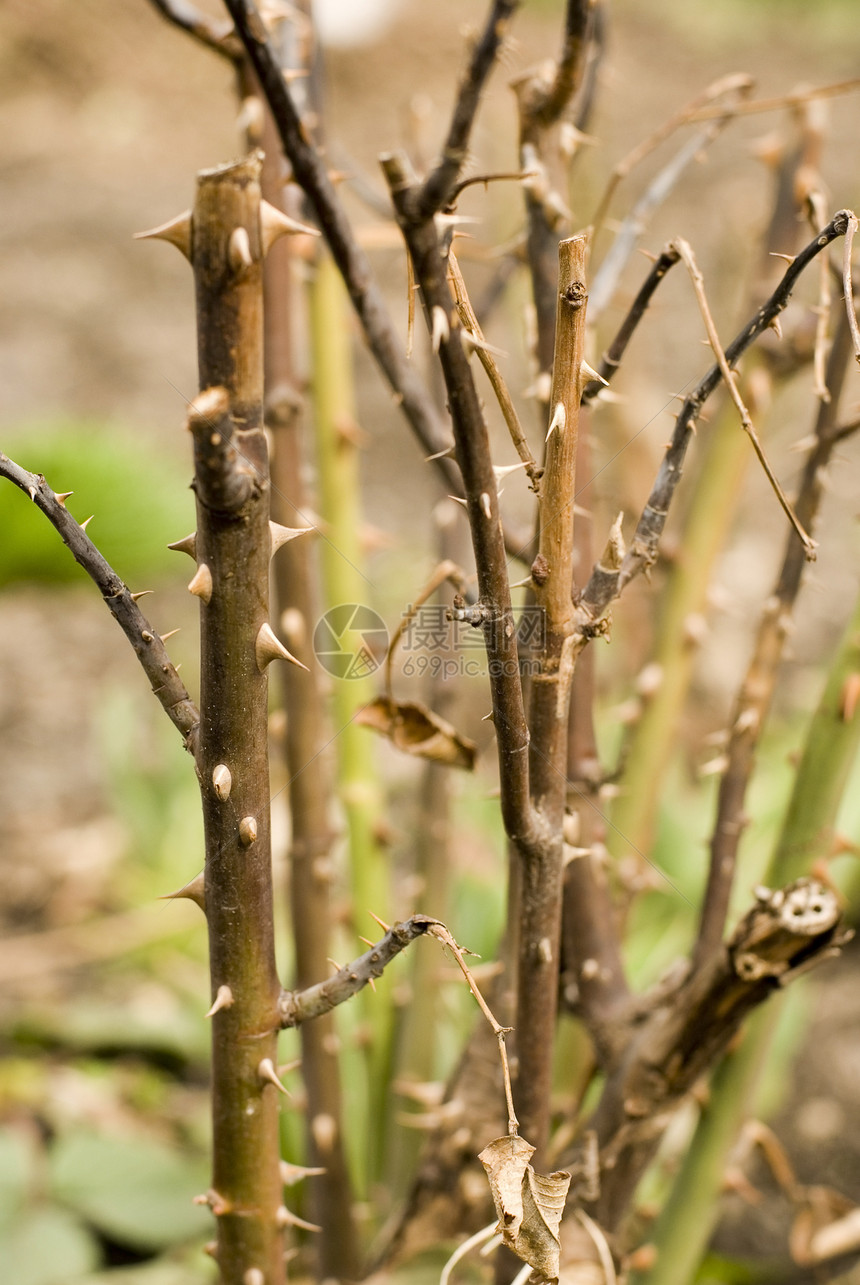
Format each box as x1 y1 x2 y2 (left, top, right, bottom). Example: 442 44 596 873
188 154 285 1285
0 456 199 753
382 150 542 856
673 236 816 556
694 303 856 968
413 0 520 220
573 210 855 643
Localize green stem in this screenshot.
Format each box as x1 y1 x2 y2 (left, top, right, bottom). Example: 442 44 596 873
310 250 392 1189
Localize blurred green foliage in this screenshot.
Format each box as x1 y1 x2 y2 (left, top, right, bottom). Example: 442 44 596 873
0 422 194 588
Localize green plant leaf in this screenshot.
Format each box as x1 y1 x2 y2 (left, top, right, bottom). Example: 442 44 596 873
0 1206 100 1285
49 1130 211 1252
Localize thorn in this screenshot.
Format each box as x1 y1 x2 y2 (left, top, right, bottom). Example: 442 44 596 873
447 495 468 507
359 935 375 948
255 621 309 673
369 910 391 933
203 1241 218 1259
280 1161 327 1186
212 763 233 802
276 1205 321 1233
769 251 796 264
244 1270 265 1285
269 520 312 556
546 401 566 441
327 958 344 972
581 359 609 387
205 984 234 1018
482 710 495 722
160 628 181 643
508 576 532 588
480 491 492 519
431 305 450 353
55 491 73 507
159 870 205 911
228 226 253 273
130 590 153 602
259 199 319 255
188 563 213 604
168 532 197 560
460 329 507 359
239 816 258 847
768 316 783 339
80 515 94 532
134 210 193 259
426 445 457 463
258 1057 291 1096
493 461 528 482
368 977 377 993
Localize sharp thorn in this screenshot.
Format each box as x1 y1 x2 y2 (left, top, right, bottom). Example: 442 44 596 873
259 199 319 254
130 589 153 602
276 1205 321 1233
369 910 391 933
159 870 205 911
55 491 73 507
160 628 180 643
581 359 609 387
134 210 192 259
431 305 450 354
228 225 253 273
168 532 198 559
212 764 232 802
359 936 375 948
258 1057 291 1096
280 1161 327 1186
255 621 309 673
80 515 94 532
269 520 312 556
188 563 213 604
205 984 234 1018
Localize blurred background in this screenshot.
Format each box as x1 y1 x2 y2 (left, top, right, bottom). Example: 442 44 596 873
1 1 860 1281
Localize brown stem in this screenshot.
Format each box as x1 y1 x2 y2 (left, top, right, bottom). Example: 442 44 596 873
382 150 542 856
189 154 285 1285
694 304 855 968
513 237 588 1155
414 0 520 219
255 64 361 1271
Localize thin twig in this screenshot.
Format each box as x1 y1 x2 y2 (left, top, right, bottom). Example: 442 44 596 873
573 209 855 641
445 169 539 208
425 922 520 1138
841 212 860 364
146 0 241 59
583 246 681 400
590 72 753 242
673 237 816 558
808 191 834 402
448 249 540 488
415 0 520 218
280 915 439 1026
0 454 200 753
687 75 860 122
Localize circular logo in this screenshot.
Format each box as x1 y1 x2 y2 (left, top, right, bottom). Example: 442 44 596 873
313 603 389 680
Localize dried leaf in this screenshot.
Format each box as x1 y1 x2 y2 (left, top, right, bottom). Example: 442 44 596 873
355 696 476 770
478 1135 571 1280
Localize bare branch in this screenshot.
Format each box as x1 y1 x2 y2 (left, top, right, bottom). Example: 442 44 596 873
673 236 816 557
0 453 200 753
147 0 241 60
279 915 439 1026
841 212 860 364
573 209 855 642
448 249 540 488
582 245 681 401
686 75 860 122
415 0 520 219
382 150 543 857
523 0 593 132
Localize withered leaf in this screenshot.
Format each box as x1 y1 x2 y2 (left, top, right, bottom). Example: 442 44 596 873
355 696 476 770
478 1135 572 1281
